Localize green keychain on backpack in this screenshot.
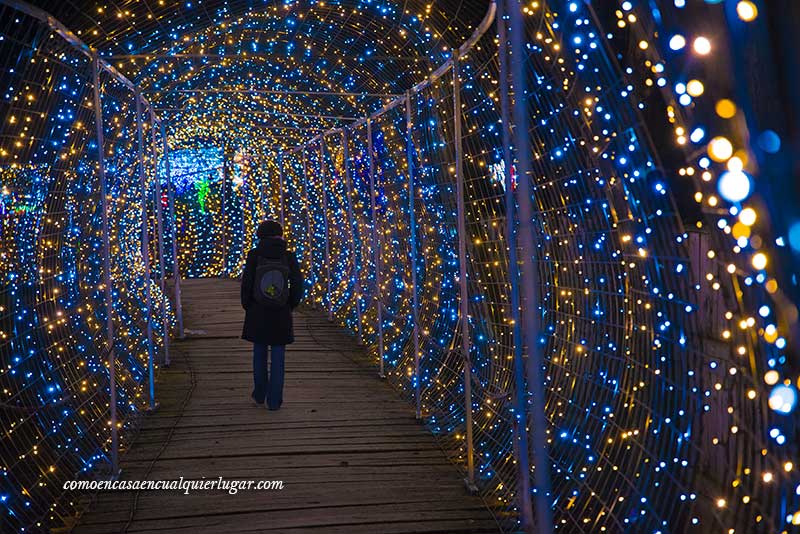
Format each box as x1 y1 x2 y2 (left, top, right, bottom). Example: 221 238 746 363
252 254 290 308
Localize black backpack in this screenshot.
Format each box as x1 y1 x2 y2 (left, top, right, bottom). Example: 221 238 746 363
252 254 290 308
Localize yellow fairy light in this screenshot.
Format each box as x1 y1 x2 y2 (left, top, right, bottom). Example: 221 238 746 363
752 252 767 270
693 36 711 55
731 222 751 240
716 99 737 118
736 1 758 21
768 393 787 411
765 370 780 385
708 136 733 162
739 207 757 226
727 156 744 172
764 324 779 343
686 80 704 97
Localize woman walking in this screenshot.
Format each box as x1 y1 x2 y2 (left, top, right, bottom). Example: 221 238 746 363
240 220 304 410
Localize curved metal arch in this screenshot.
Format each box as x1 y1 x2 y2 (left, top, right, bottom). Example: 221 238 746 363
291 0 497 152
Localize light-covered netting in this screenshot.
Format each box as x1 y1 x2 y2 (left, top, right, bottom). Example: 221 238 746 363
0 5 175 530
1 0 798 532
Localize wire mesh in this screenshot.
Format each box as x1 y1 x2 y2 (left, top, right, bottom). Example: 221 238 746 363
0 6 174 530
279 3 797 532
322 132 360 332
345 122 380 351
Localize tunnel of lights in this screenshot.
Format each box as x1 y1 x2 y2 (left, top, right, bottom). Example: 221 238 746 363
1 0 799 532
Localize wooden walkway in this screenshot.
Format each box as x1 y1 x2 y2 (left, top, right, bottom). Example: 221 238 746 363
74 278 500 533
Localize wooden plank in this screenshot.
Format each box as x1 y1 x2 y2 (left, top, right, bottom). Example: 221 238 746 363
73 278 499 533
76 506 501 534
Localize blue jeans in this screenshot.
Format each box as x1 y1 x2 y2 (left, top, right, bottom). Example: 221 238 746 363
252 344 286 410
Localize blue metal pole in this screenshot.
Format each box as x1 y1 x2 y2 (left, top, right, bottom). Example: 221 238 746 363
507 0 553 531
92 56 119 474
342 130 364 344
134 89 156 410
497 0 534 529
406 92 421 419
367 117 385 378
150 109 170 367
161 121 183 340
319 139 333 321
301 148 314 278
453 50 476 491
278 153 286 229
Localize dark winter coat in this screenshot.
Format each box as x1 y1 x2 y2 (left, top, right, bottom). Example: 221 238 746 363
240 237 303 345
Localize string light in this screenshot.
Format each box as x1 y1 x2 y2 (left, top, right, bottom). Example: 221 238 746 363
693 36 712 55
669 34 686 51
718 170 752 202
736 1 758 22
709 136 734 161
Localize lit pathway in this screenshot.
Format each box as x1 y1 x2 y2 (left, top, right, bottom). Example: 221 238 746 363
74 278 499 533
